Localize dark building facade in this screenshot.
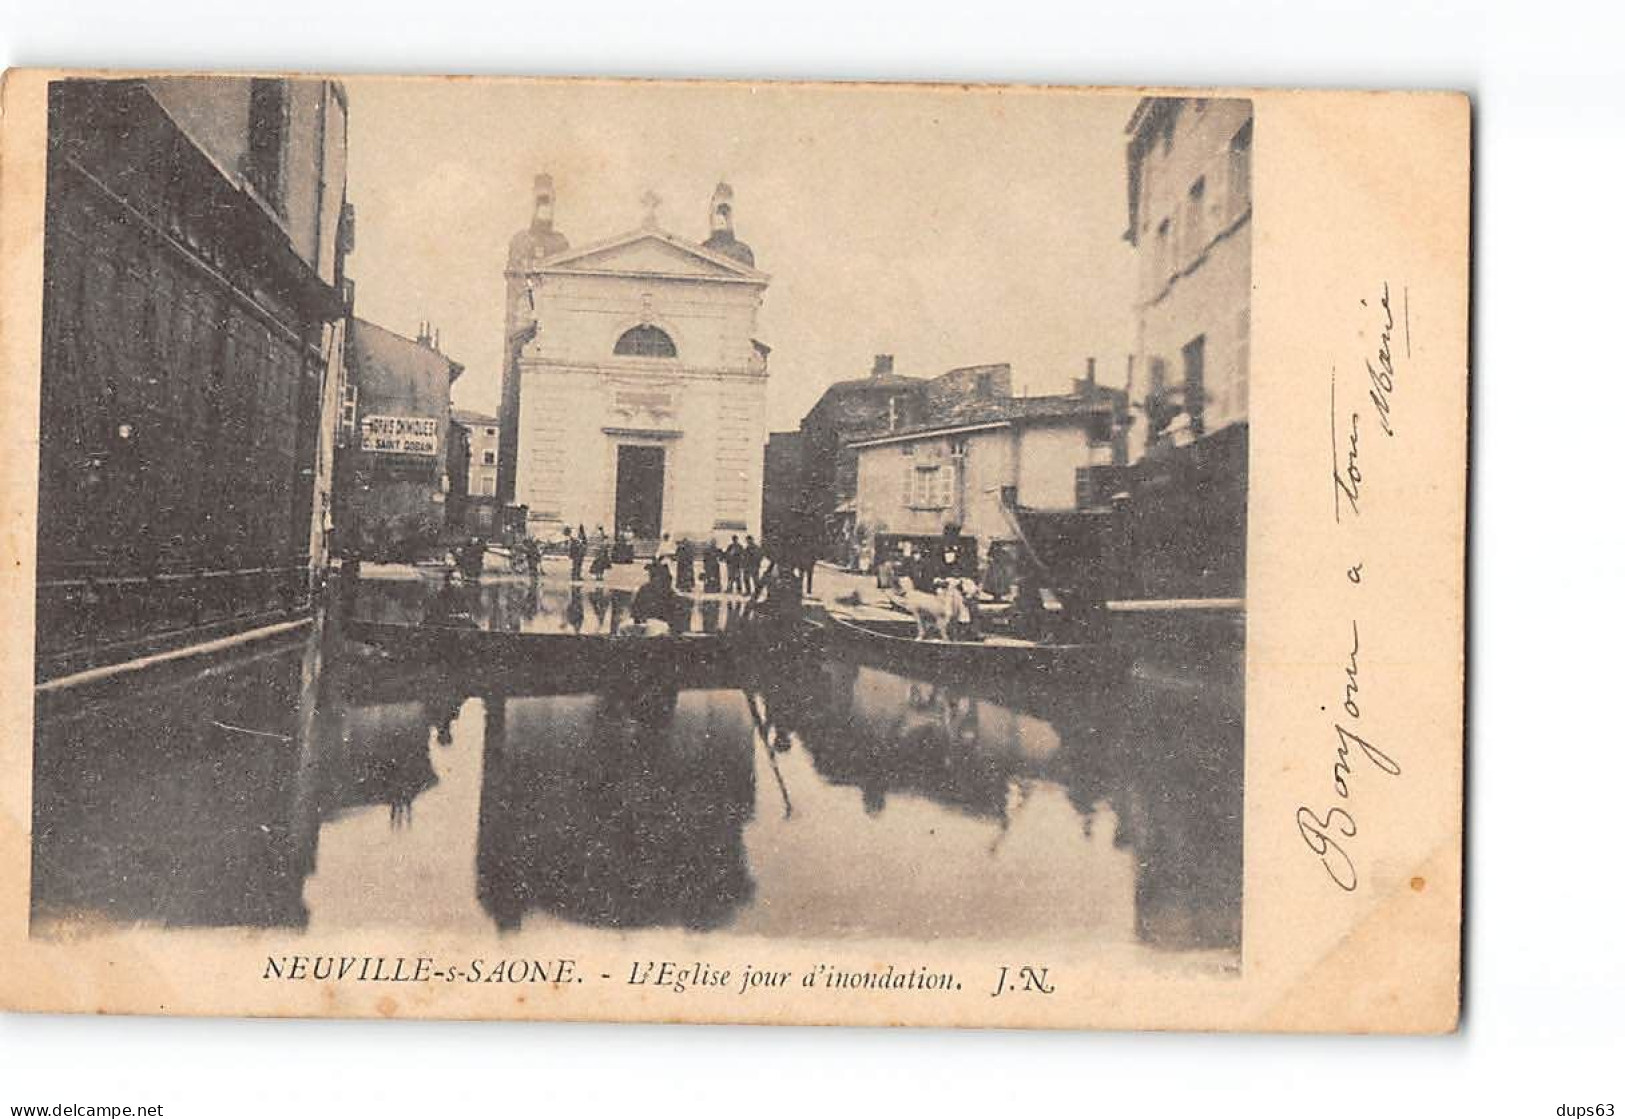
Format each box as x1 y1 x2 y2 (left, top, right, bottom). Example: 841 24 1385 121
759 430 805 551
35 77 351 680
792 355 924 549
335 320 462 560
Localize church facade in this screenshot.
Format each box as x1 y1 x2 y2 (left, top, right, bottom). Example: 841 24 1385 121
498 178 771 548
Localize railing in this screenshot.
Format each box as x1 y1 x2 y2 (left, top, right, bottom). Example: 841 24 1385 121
35 562 314 674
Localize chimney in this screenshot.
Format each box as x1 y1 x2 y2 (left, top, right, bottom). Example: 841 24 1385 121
1074 356 1098 398
871 354 894 378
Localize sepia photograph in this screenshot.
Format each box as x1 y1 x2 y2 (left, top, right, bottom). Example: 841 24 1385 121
10 0 1625 1113
0 67 1470 1039
26 78 1248 963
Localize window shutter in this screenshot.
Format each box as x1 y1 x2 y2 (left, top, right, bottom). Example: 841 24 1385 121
940 463 956 510
903 464 915 507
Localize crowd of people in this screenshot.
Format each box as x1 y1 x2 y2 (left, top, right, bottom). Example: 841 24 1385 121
431 522 1076 645
446 524 815 637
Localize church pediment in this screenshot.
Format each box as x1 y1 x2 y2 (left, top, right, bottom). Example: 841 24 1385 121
538 230 767 283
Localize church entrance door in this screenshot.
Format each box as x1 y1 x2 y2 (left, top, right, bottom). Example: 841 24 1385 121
614 444 665 548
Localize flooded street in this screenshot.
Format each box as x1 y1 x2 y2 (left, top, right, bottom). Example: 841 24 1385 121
33 571 1243 962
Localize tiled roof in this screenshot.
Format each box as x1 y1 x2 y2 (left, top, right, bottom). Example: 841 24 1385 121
849 388 1125 446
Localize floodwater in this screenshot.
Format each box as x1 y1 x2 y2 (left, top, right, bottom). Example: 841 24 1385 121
32 573 1244 959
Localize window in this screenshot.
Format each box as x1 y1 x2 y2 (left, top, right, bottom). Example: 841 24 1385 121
1183 335 1207 437
482 450 497 467
339 384 357 445
485 427 496 436
245 78 289 211
613 324 677 358
1229 120 1253 218
948 437 968 457
905 463 955 510
1184 176 1207 261
480 476 496 497
1146 357 1179 439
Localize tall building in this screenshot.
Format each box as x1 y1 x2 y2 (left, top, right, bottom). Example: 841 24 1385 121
448 408 501 534
35 77 350 678
336 320 463 559
499 178 772 548
455 409 501 499
1123 97 1252 597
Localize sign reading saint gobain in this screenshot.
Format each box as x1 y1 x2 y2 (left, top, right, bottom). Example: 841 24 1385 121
359 415 438 455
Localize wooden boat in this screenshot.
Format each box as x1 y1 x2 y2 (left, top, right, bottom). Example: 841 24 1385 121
342 616 732 674
338 612 819 692
815 605 1108 682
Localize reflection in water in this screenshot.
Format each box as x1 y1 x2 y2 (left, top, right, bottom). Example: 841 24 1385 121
352 576 743 637
33 579 1242 960
478 669 756 932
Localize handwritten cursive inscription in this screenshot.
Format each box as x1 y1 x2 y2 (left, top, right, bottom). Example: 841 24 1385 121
1331 372 1362 523
1297 806 1358 891
1304 282 1413 891
1298 619 1403 891
1365 282 1399 437
1331 283 1411 523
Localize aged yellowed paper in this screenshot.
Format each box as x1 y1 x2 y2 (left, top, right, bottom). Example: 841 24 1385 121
0 72 1466 1031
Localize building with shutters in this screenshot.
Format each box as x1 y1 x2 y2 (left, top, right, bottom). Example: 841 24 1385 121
848 380 1129 564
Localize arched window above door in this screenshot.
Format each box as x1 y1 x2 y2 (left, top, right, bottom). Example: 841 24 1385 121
613 325 677 359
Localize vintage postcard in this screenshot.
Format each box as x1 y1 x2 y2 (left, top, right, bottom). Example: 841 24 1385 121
0 72 1467 1031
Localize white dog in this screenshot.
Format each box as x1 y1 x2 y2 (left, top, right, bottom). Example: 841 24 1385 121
893 575 952 640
